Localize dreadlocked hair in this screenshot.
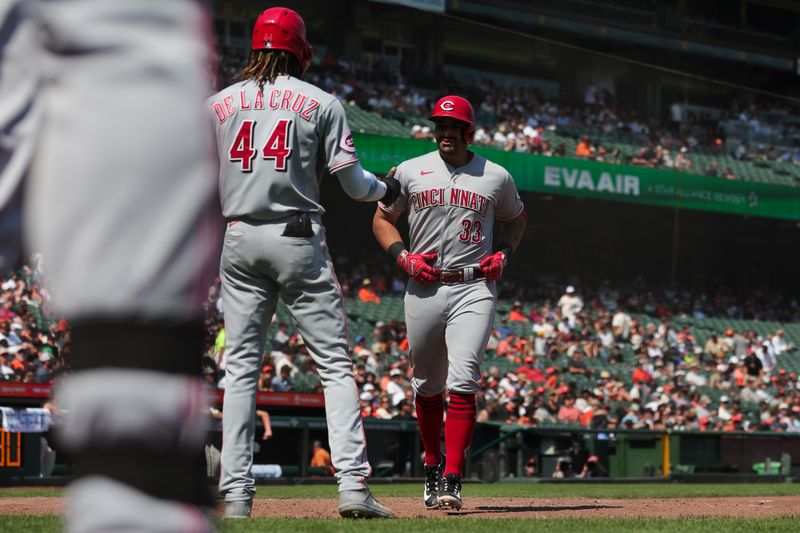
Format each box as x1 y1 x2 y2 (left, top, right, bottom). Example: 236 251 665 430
236 50 302 91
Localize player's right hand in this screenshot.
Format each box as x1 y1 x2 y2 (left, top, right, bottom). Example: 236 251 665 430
397 251 440 285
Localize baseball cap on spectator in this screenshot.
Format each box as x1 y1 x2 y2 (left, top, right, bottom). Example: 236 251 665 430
725 329 734 336
731 413 743 422
524 355 534 364
354 335 365 344
565 285 575 294
779 369 786 375
599 370 611 379
359 392 373 402
728 356 739 364
535 386 546 394
716 363 728 372
720 395 730 403
587 455 600 463
389 368 403 377
363 383 376 392
557 384 570 394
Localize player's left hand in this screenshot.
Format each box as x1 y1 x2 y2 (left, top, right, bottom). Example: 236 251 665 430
480 251 508 281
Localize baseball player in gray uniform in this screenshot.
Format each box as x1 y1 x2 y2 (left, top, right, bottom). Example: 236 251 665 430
373 95 526 510
209 7 396 519
1 0 221 531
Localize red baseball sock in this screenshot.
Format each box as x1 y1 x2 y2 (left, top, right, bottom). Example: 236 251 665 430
415 393 444 466
443 392 476 477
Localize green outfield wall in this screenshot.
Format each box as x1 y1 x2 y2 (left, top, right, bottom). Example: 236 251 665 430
353 134 800 221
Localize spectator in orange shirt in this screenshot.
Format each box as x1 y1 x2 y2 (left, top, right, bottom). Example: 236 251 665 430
497 332 518 358
357 278 381 304
310 440 333 470
508 301 528 322
575 136 592 157
631 361 653 385
557 395 582 423
545 367 560 390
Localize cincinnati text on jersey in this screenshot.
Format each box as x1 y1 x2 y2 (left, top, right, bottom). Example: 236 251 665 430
410 187 490 216
211 89 321 124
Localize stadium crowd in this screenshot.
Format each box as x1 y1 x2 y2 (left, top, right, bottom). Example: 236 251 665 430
198 247 800 435
214 48 800 180
0 255 67 385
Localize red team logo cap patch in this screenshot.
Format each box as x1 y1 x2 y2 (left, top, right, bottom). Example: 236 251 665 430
440 100 456 112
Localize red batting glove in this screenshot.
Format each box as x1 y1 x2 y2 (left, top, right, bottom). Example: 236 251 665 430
480 251 508 281
397 251 440 285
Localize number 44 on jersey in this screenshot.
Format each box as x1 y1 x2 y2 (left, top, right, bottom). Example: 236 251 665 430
229 119 293 172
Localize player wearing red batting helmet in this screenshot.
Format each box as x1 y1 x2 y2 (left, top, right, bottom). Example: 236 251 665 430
212 5 396 521
373 94 526 511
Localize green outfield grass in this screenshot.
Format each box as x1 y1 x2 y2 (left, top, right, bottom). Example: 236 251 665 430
1 516 799 533
2 482 800 500
1 483 799 532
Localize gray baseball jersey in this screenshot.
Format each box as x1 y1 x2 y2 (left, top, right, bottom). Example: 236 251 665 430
380 151 524 269
210 74 371 502
210 75 358 220
380 150 524 395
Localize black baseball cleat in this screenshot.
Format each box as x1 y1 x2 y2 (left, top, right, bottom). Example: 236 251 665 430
437 474 463 510
423 463 442 510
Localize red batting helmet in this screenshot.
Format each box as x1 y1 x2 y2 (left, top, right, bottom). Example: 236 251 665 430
429 95 476 143
251 7 313 74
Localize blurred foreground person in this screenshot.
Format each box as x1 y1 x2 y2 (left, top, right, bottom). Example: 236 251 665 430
1 0 221 530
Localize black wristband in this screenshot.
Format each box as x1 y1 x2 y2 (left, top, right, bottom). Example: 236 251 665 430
388 241 406 260
494 242 513 257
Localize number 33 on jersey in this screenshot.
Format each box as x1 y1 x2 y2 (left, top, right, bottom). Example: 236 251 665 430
208 76 358 221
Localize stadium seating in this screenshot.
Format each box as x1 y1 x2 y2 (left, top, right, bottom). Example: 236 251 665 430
344 107 800 187
271 295 800 412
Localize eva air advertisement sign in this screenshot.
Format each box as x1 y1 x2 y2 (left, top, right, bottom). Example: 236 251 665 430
353 134 800 221
529 158 771 217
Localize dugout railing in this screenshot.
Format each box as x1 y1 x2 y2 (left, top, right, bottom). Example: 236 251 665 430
3 414 799 482
469 422 800 481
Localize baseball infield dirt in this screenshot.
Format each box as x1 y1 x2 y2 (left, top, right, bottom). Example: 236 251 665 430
2 496 800 519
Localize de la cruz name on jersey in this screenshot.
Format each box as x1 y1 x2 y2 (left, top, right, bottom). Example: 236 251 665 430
380 151 524 271
210 88 321 124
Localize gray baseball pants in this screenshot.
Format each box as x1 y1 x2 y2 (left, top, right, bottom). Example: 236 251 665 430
405 279 497 396
219 216 370 502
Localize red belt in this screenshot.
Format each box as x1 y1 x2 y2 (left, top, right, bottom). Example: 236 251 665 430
438 267 485 284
